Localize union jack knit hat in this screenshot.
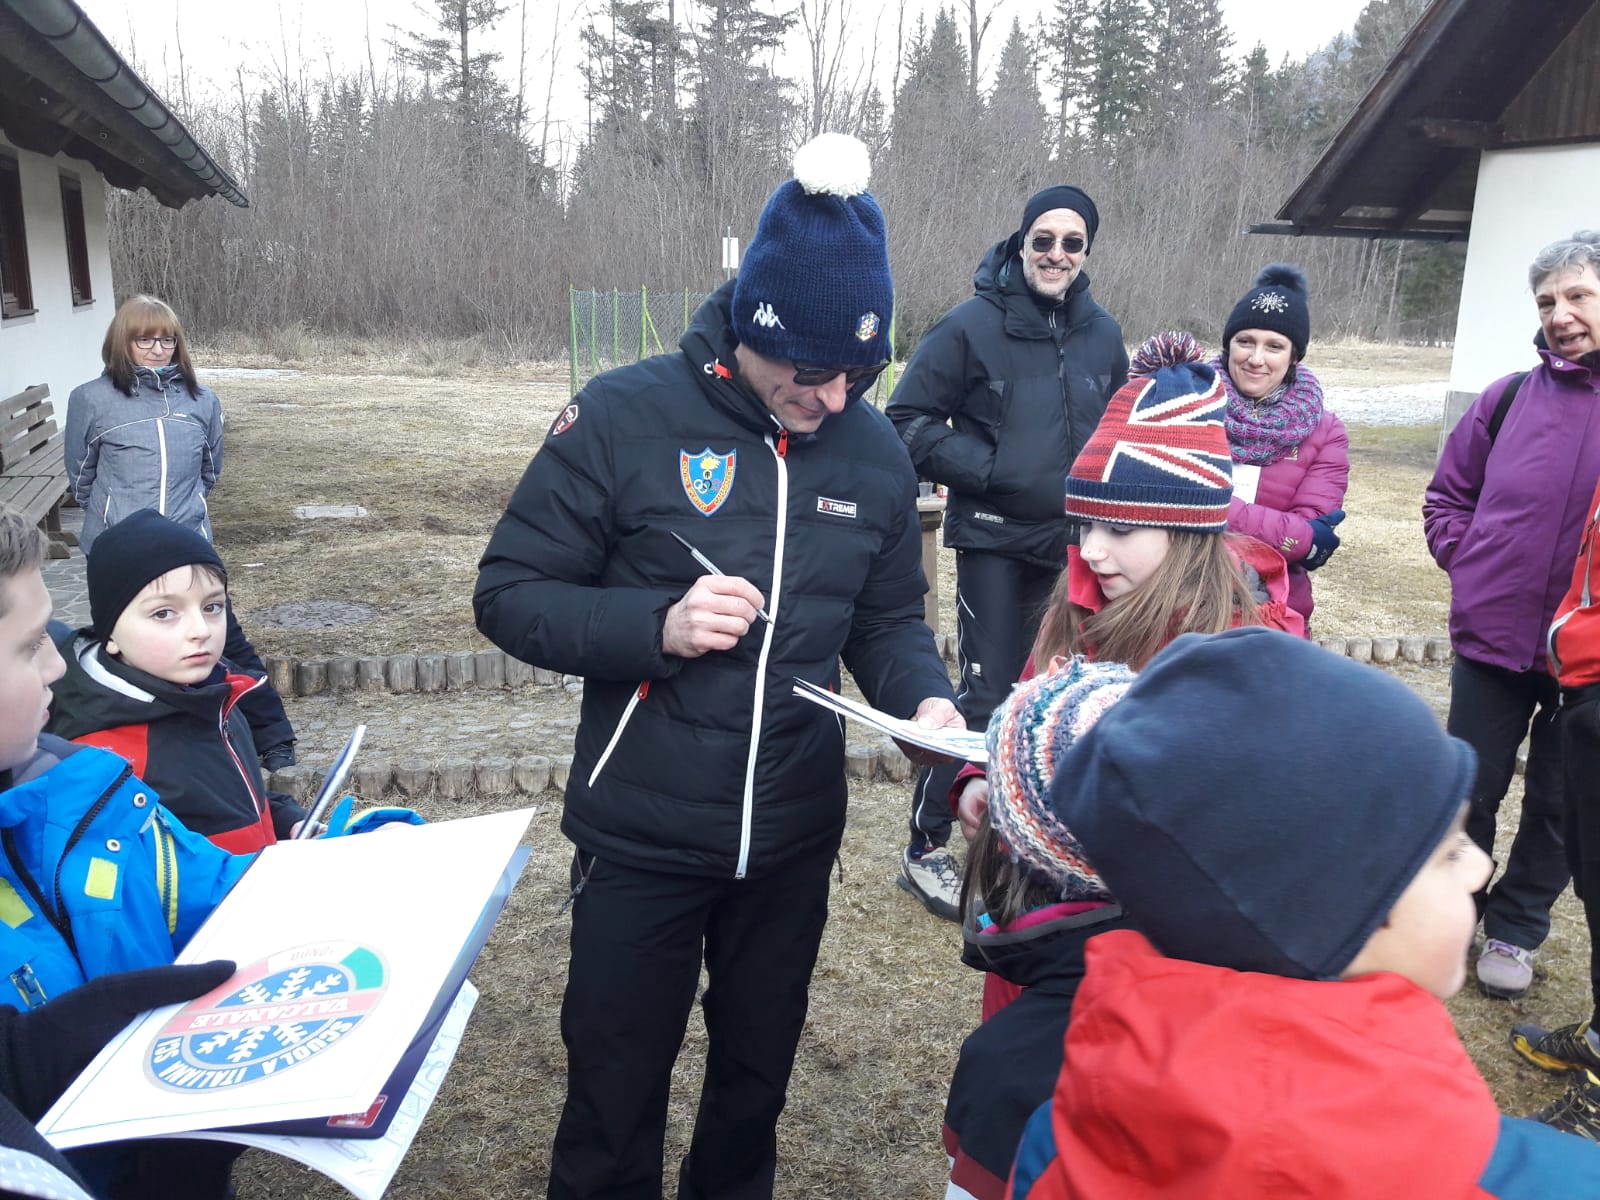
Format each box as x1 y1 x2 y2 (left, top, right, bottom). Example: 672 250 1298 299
1065 349 1232 532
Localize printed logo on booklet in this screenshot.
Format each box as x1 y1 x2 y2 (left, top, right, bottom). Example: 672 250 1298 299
147 941 388 1091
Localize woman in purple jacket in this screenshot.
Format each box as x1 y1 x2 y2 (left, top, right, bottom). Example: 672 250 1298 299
1211 265 1349 630
1423 231 1600 1005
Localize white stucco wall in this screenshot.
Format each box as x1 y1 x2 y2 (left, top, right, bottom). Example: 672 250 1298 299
0 133 115 418
1450 143 1600 396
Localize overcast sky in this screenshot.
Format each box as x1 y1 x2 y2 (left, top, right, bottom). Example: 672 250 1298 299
74 0 1374 167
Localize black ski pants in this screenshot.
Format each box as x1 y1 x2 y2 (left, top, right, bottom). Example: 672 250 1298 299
907 551 1056 854
1448 654 1569 950
547 842 838 1200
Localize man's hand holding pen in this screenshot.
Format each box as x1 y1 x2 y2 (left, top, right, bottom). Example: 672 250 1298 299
663 574 769 657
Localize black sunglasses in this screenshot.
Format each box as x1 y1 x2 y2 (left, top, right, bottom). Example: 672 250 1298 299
791 360 889 387
1030 233 1087 255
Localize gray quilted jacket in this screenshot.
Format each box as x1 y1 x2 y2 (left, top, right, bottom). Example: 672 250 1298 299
65 367 224 551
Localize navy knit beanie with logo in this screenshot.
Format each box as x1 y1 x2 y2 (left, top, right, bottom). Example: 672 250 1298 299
731 133 892 367
88 508 225 641
986 655 1137 901
1065 336 1232 531
1222 264 1312 361
1019 184 1100 251
1049 626 1475 980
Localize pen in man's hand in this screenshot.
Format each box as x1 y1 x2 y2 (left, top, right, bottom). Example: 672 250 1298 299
669 530 773 624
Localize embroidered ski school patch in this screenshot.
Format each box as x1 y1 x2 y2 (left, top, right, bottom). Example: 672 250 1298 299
855 312 880 342
549 403 580 437
146 941 387 1091
681 448 737 516
817 497 857 518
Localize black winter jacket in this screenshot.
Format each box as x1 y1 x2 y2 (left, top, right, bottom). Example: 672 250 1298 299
474 283 953 879
47 634 305 852
887 237 1128 568
943 903 1133 1200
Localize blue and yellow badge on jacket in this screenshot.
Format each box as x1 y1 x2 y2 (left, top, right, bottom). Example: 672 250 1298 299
681 448 736 516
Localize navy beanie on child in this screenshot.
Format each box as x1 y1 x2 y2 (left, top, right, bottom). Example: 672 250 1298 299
985 656 1138 902
87 509 225 641
731 133 892 367
1222 264 1312 361
1019 185 1100 250
1049 627 1475 980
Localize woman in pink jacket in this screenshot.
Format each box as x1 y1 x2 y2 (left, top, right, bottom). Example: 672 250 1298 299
1211 264 1349 629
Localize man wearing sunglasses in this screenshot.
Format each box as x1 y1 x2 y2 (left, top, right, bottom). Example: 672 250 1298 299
476 133 958 1200
886 184 1129 921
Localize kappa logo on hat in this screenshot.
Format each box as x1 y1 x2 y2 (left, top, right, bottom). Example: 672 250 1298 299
855 311 880 342
751 302 785 330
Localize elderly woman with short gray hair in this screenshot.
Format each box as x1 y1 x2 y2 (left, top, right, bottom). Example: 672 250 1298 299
1424 230 1600 1004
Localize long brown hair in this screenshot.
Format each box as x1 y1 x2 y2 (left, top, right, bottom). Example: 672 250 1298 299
959 817 1059 932
1032 530 1258 670
101 295 201 398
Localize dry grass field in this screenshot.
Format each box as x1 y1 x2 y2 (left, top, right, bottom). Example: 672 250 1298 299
182 342 1589 1198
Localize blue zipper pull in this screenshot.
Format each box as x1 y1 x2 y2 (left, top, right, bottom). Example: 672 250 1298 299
10 963 47 1009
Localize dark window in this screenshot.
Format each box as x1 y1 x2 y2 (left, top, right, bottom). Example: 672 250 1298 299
59 174 91 306
0 155 33 318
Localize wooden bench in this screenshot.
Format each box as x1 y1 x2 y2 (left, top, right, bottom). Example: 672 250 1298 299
0 385 74 559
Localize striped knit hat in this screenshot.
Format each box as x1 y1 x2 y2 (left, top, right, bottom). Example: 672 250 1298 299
1065 334 1232 531
985 656 1138 901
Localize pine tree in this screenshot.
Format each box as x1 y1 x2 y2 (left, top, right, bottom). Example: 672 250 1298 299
1084 0 1152 145
984 17 1048 186
395 0 518 135
1041 0 1093 152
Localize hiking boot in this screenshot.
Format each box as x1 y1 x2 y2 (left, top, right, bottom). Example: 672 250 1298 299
1511 1021 1600 1074
897 846 961 922
1476 938 1535 999
1533 1071 1600 1141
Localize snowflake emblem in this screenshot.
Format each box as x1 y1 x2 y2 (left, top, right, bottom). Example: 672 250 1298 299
146 942 388 1092
1251 291 1290 315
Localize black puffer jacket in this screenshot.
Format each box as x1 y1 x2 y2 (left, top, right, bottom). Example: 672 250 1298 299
47 633 305 852
474 283 953 879
887 237 1128 568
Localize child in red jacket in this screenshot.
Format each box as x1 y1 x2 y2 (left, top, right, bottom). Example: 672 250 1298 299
1007 627 1600 1200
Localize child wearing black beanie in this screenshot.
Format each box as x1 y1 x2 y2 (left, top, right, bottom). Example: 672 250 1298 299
48 509 308 850
1007 627 1600 1199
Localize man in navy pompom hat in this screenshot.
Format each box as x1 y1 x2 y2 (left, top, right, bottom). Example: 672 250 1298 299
884 180 1129 921
476 134 959 1199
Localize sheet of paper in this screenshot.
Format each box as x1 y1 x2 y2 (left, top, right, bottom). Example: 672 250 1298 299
40 808 533 1150
174 981 479 1200
792 678 987 763
1231 462 1261 504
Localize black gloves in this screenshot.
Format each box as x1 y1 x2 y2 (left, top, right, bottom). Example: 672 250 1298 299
0 959 235 1119
1302 509 1346 571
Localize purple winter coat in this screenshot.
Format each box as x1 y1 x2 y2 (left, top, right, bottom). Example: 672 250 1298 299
1224 404 1350 624
1423 350 1600 674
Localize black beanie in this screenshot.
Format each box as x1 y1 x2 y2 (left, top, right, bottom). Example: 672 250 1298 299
87 509 225 640
1222 264 1312 360
1049 627 1474 981
1019 185 1100 251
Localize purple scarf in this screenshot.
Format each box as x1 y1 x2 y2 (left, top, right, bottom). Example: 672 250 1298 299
1211 355 1325 467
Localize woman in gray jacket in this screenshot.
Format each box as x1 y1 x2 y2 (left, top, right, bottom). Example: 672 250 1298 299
64 295 298 768
66 295 222 551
